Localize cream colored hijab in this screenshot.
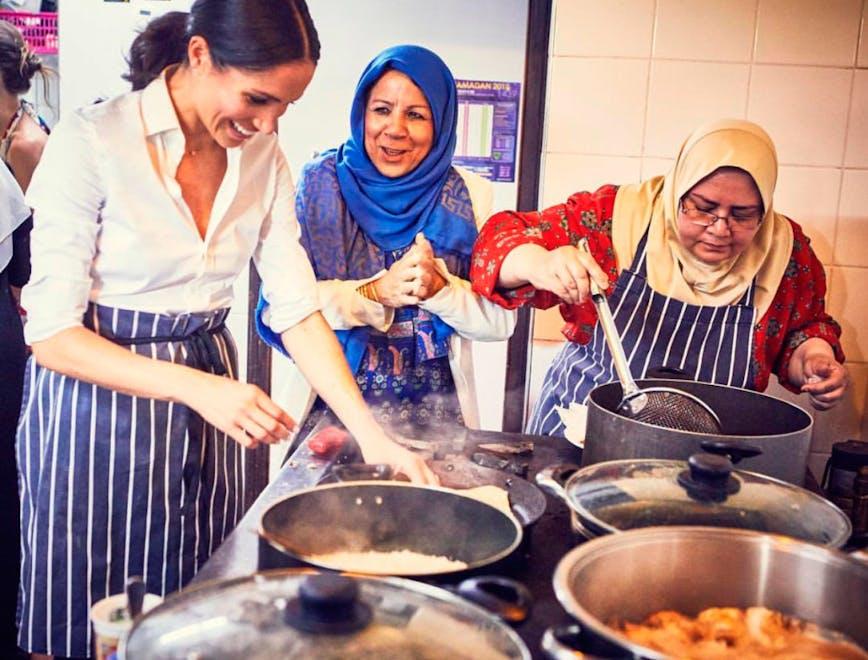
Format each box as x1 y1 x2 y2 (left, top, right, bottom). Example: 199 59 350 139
611 119 792 319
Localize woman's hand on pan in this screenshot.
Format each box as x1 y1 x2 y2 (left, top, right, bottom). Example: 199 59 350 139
356 430 439 485
182 370 295 448
525 245 610 305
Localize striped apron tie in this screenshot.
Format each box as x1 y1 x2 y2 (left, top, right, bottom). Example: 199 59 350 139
16 304 246 658
528 230 757 437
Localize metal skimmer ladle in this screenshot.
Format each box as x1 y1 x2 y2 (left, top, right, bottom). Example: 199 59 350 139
578 239 722 434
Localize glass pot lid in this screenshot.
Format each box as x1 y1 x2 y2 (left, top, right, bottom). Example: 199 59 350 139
565 453 852 547
121 570 529 660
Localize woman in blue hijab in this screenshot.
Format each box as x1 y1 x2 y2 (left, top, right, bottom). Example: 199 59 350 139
259 44 515 440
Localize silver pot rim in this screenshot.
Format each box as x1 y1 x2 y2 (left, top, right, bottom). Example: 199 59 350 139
552 526 867 659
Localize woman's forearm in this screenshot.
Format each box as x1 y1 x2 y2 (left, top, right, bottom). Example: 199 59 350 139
497 243 547 288
280 311 386 444
316 277 393 331
31 326 201 402
419 271 517 341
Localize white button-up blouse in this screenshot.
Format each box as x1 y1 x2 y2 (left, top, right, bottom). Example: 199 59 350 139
22 72 319 344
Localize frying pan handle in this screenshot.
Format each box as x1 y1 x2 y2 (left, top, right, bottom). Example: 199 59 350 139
535 464 580 503
454 576 532 624
700 440 763 464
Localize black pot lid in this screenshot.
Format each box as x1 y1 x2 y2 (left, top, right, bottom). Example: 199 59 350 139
565 457 852 547
121 570 529 660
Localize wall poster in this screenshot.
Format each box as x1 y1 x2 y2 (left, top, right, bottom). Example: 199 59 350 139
453 79 520 183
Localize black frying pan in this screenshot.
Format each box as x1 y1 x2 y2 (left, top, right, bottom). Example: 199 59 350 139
259 482 522 577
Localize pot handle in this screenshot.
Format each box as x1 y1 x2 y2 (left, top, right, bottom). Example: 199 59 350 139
850 548 868 564
645 365 691 380
453 576 532 624
700 439 763 464
542 625 608 660
536 464 581 503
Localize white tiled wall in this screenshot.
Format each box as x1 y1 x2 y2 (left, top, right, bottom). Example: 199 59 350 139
534 0 868 471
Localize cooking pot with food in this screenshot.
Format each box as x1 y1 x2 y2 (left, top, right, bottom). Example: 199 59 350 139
585 379 813 485
537 445 852 548
259 481 523 576
120 570 531 659
546 527 868 659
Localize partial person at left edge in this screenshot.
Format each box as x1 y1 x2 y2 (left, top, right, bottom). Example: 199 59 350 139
0 19 50 193
0 160 31 659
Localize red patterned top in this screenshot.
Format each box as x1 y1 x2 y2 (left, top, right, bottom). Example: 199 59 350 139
470 185 844 392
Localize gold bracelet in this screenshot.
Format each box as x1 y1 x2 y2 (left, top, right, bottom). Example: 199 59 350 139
357 281 380 303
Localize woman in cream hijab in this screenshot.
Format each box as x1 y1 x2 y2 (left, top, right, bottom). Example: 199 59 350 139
471 119 847 437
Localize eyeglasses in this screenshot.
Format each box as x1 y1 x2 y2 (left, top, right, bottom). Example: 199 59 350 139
679 199 762 231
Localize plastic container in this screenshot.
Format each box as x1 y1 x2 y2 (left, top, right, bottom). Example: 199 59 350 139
90 592 162 660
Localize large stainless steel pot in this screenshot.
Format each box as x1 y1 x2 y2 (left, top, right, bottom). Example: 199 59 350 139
586 379 813 484
551 527 868 659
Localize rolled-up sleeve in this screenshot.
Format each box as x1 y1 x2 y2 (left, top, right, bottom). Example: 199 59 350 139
22 110 104 343
255 150 321 334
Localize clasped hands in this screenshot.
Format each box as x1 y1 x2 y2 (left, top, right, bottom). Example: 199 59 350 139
371 233 448 307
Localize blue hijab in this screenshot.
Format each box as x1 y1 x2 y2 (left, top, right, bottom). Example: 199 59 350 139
334 44 476 254
257 45 478 373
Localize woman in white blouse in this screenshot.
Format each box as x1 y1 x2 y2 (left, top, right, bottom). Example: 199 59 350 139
17 3 433 658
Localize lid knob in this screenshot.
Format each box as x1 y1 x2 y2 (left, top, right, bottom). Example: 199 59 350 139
284 574 372 635
677 453 740 502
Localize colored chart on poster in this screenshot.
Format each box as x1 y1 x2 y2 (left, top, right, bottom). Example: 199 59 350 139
453 80 520 182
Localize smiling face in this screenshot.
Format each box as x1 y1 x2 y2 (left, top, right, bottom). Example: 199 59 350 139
187 36 315 149
363 70 434 178
676 168 764 264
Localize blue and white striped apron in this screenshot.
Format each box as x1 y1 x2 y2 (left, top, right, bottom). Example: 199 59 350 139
16 304 246 657
528 231 757 436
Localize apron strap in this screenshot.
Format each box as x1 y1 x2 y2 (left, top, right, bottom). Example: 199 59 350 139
631 230 652 275
111 322 228 376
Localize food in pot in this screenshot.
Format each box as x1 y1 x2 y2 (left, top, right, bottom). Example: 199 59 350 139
616 607 868 659
306 549 468 574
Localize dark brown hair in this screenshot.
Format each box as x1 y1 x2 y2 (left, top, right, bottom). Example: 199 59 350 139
0 20 45 95
124 0 321 91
